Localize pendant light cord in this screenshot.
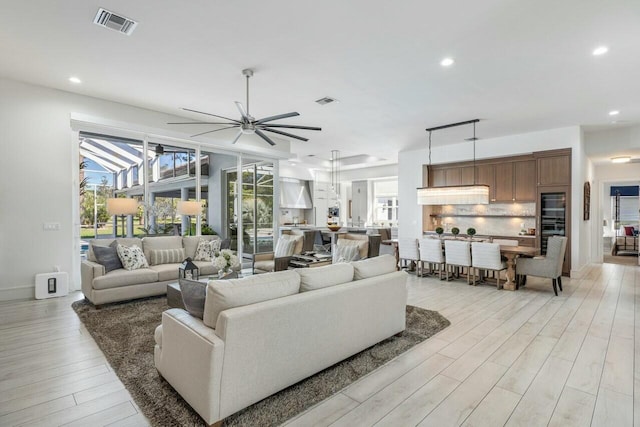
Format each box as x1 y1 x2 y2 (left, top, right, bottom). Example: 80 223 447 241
428 130 432 166
473 121 476 185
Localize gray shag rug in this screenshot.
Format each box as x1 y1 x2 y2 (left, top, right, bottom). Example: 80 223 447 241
72 297 449 426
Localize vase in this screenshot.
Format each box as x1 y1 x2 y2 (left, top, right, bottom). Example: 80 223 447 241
218 267 233 279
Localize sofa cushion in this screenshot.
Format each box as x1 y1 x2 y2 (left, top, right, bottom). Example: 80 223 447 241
88 238 142 262
183 235 221 259
193 261 216 276
148 263 181 281
142 236 183 262
351 254 397 280
297 263 354 292
117 244 149 271
92 268 158 290
149 248 186 266
92 240 123 273
203 270 301 329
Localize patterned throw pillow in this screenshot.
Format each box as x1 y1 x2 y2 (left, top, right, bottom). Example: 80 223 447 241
194 239 213 261
210 239 221 253
149 248 185 265
274 238 296 258
117 244 149 271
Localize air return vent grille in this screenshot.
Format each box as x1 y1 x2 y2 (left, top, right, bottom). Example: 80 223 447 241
93 8 138 35
315 97 337 105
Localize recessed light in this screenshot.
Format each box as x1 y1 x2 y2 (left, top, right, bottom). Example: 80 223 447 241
609 110 620 116
592 46 609 56
440 57 454 67
68 76 82 84
611 156 631 163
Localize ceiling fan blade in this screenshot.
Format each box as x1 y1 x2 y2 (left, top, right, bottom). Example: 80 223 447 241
261 124 322 131
262 127 309 142
235 102 250 122
168 121 238 125
231 130 243 145
182 108 242 124
254 129 277 146
190 125 239 138
255 112 300 124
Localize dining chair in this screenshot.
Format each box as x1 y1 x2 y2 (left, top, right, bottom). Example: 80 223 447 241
471 242 507 288
444 240 472 283
492 239 518 246
419 238 446 279
515 236 568 295
398 238 421 274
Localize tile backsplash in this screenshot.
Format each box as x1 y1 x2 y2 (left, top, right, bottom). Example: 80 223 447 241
430 203 536 237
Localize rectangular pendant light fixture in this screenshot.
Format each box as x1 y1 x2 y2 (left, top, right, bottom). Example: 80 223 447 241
417 119 490 205
417 185 490 205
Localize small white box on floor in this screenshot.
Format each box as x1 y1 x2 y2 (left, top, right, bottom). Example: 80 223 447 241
35 272 69 299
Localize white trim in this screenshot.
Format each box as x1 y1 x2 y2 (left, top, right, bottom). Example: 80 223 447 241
0 285 35 301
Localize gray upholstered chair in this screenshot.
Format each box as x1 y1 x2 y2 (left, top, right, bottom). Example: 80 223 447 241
419 238 446 279
471 242 506 288
515 236 568 295
444 240 472 283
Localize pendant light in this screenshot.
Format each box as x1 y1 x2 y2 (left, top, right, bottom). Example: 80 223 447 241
417 119 489 205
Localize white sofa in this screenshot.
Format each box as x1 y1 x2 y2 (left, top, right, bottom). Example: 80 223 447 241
81 235 220 306
154 255 407 425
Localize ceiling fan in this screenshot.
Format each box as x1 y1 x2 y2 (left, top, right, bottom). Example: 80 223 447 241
168 69 321 146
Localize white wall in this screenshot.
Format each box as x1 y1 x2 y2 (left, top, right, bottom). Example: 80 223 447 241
398 126 590 275
0 78 290 301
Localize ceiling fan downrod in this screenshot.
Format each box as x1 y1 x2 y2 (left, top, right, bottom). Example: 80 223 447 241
242 68 253 117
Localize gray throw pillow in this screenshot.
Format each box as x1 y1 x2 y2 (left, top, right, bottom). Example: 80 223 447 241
92 241 123 273
179 279 207 319
220 238 231 250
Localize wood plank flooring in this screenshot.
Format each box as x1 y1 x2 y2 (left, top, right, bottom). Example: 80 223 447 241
0 262 638 426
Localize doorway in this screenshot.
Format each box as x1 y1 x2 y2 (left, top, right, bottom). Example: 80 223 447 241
602 183 639 266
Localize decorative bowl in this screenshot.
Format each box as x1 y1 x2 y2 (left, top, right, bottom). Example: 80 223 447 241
327 224 342 232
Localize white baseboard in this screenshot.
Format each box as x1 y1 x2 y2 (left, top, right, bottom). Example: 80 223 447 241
0 285 35 301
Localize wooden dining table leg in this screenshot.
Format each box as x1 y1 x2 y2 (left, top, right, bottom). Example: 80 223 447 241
503 253 518 291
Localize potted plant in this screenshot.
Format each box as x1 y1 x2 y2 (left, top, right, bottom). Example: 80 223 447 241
451 227 460 238
435 227 444 239
466 227 476 240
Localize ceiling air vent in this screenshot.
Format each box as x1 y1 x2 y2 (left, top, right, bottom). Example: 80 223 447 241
315 96 337 105
93 8 138 35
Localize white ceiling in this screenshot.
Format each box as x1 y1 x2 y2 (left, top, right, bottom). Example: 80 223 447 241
1 0 639 167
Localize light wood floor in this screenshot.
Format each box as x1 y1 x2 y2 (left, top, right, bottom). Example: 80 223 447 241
1 262 638 426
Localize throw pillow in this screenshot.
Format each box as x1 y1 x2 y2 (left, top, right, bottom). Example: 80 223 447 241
116 244 149 271
210 238 221 253
149 248 185 265
194 239 213 261
333 244 361 263
92 240 123 273
274 238 296 257
179 278 207 319
624 226 635 236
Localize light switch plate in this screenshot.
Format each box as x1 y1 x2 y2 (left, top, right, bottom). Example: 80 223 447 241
43 222 60 231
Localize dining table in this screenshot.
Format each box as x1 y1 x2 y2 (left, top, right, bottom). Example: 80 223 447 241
498 245 540 290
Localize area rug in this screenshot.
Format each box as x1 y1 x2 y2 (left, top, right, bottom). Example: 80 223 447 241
72 297 449 427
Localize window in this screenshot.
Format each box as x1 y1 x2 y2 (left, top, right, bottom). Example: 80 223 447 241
373 179 398 226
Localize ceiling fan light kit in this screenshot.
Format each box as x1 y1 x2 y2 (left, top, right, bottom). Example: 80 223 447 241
168 69 321 146
417 119 490 206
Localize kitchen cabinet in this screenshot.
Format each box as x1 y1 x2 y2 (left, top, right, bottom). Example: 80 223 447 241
460 166 475 185
431 169 446 187
494 163 514 202
445 168 461 186
514 160 536 201
537 154 570 185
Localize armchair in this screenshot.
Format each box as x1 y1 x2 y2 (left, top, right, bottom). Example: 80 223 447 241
516 236 568 295
253 232 304 273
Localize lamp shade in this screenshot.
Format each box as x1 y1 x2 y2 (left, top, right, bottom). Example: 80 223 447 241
177 200 202 216
106 198 138 216
417 185 490 205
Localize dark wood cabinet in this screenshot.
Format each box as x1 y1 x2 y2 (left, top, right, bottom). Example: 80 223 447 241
461 167 475 185
445 168 461 186
494 163 514 202
514 160 536 201
430 169 446 187
475 164 496 200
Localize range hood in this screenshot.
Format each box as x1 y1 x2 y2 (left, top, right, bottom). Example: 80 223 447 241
280 180 313 209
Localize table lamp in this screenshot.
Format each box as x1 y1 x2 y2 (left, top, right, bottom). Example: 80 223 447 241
107 198 138 238
177 200 202 236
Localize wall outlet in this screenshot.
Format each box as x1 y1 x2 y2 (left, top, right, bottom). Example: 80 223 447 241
43 222 60 231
